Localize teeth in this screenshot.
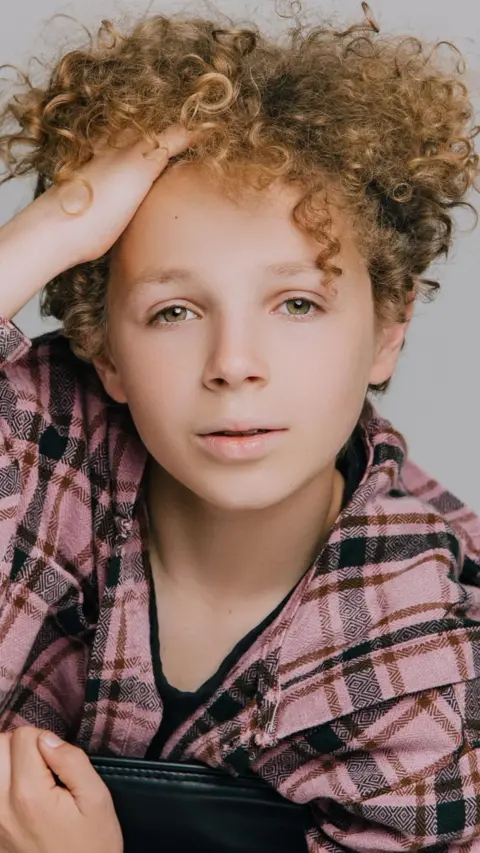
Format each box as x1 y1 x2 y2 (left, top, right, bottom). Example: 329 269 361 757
219 429 267 436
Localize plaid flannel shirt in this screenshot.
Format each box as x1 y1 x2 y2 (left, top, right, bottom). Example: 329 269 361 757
1 315 480 852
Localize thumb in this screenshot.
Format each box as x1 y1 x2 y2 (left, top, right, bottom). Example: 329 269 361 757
37 731 104 811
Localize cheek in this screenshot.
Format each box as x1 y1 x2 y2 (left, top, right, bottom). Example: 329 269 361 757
115 351 195 455
113 328 184 398
286 323 374 447
282 320 374 396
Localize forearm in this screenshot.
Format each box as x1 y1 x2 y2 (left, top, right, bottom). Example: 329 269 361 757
0 188 74 320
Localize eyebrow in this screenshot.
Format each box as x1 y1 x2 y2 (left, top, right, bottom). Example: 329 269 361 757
125 261 322 290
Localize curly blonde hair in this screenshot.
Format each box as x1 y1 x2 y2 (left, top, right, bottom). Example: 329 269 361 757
1 2 478 393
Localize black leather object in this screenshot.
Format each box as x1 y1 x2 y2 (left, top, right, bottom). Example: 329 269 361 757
91 756 310 852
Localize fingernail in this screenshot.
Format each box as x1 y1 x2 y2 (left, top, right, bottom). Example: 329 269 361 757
142 144 169 161
40 731 63 748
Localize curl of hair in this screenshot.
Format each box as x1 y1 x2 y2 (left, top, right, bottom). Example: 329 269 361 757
1 1 479 394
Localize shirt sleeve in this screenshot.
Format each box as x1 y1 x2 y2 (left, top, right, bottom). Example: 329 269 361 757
0 313 34 571
0 314 32 468
0 316 32 369
266 680 480 852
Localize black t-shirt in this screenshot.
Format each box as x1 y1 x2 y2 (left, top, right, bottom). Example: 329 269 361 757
145 424 367 758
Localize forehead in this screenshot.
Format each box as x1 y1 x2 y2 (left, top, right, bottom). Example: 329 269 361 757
123 163 305 235
113 162 364 286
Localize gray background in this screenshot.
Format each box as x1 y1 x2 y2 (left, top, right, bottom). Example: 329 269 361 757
1 0 479 511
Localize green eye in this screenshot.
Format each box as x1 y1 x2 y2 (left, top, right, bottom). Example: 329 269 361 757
285 298 312 315
150 296 322 327
162 306 188 322
152 305 190 325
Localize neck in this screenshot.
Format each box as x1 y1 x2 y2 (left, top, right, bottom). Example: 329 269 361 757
145 459 345 605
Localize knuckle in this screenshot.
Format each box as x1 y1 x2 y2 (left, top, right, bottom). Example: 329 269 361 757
68 742 89 765
11 725 37 745
62 743 95 779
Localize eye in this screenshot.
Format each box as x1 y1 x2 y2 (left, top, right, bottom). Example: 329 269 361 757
149 305 197 325
280 298 322 317
148 296 324 327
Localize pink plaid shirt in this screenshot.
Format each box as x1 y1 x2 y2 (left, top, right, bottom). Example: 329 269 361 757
1 315 480 851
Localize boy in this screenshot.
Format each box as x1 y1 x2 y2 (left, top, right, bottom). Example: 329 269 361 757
0 4 479 851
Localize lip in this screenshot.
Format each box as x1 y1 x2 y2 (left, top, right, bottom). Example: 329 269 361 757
195 429 287 461
198 422 285 435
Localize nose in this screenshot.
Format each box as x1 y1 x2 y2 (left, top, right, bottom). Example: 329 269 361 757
201 313 270 391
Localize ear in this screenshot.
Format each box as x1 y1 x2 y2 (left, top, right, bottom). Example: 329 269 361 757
368 287 416 387
91 354 128 404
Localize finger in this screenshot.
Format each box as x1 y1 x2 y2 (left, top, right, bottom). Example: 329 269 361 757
141 123 196 168
37 731 109 815
157 122 196 158
10 727 55 800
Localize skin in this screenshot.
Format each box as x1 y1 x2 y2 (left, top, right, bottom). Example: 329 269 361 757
0 727 122 853
92 163 412 688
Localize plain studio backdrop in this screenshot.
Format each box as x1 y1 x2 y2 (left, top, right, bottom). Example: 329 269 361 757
0 0 479 512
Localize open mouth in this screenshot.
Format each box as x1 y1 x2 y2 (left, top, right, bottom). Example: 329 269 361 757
209 429 272 436
196 428 286 459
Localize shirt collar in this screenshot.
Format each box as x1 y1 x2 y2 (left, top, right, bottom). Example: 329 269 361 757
251 398 409 747
106 401 149 544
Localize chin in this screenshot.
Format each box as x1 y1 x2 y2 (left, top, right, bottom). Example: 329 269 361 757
193 480 298 513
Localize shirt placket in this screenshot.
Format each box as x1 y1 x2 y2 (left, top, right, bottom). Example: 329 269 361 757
75 521 163 757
